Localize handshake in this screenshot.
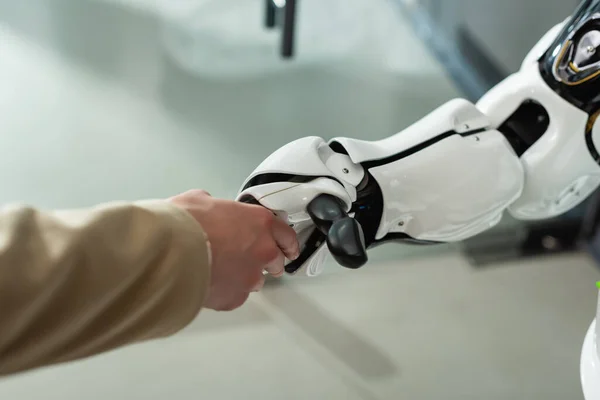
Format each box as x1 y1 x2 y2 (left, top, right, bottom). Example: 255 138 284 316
169 190 300 312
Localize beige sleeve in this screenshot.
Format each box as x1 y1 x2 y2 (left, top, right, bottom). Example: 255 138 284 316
0 200 211 376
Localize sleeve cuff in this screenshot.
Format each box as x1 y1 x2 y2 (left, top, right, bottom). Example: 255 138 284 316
133 199 213 333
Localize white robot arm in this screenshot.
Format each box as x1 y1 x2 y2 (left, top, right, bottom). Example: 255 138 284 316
237 2 600 397
238 100 526 274
238 2 600 277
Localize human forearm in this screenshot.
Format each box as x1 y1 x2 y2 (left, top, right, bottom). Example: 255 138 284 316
0 200 211 375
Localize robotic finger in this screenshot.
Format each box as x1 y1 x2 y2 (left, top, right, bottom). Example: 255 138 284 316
236 136 370 276
306 194 367 269
237 175 368 276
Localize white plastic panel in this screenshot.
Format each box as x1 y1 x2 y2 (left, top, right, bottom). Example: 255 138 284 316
240 137 338 189
581 319 600 400
256 177 352 215
329 98 491 164
293 241 329 277
478 64 600 219
240 136 363 202
369 131 524 242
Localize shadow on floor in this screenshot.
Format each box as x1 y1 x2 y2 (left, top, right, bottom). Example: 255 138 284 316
260 280 399 380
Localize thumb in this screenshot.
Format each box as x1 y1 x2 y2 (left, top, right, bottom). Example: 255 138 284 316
271 217 300 260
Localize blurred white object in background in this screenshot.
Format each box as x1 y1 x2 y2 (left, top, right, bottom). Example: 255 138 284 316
157 0 408 78
581 289 600 400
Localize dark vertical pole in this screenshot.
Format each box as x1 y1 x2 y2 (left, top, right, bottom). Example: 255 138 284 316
281 0 297 58
265 0 276 28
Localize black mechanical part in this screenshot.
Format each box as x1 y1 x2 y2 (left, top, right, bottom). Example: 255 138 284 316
306 194 347 233
237 194 327 274
331 143 444 247
374 233 440 246
241 173 344 192
536 0 600 166
307 194 368 269
539 0 600 111
569 29 600 72
349 172 384 247
327 218 367 269
586 109 600 163
352 172 440 247
496 99 550 156
328 141 350 155
238 196 261 206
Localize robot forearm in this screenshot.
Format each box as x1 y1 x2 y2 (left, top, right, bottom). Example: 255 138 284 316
236 97 526 275
326 99 524 243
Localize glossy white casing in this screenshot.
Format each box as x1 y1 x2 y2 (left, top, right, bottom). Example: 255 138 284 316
478 56 600 220
237 137 365 276
520 19 567 70
237 16 600 398
330 99 524 242
580 292 600 400
238 136 364 206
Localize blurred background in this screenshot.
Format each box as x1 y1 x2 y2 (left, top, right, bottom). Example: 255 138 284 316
0 0 599 399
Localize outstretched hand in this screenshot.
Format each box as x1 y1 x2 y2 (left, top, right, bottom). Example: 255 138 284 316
169 190 299 311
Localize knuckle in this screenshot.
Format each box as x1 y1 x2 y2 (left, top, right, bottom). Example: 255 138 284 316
186 189 211 199
254 207 274 226
197 189 212 197
282 230 297 247
256 243 279 263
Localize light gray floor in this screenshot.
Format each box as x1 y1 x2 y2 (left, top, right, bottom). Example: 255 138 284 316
0 1 598 399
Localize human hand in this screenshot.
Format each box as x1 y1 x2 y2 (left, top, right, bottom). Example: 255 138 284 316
169 190 299 311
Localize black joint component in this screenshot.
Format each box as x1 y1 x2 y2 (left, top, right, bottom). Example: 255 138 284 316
497 99 550 156
327 218 367 269
307 194 368 269
306 194 347 234
239 195 261 205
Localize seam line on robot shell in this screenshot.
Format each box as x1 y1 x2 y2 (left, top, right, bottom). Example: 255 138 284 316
257 184 302 201
460 128 487 137
361 128 487 169
242 173 345 192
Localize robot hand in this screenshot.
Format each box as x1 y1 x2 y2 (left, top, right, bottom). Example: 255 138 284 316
236 136 370 276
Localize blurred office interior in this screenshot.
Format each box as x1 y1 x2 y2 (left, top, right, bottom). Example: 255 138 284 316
0 0 598 399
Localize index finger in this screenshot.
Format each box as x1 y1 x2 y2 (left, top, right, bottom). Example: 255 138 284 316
271 216 300 260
